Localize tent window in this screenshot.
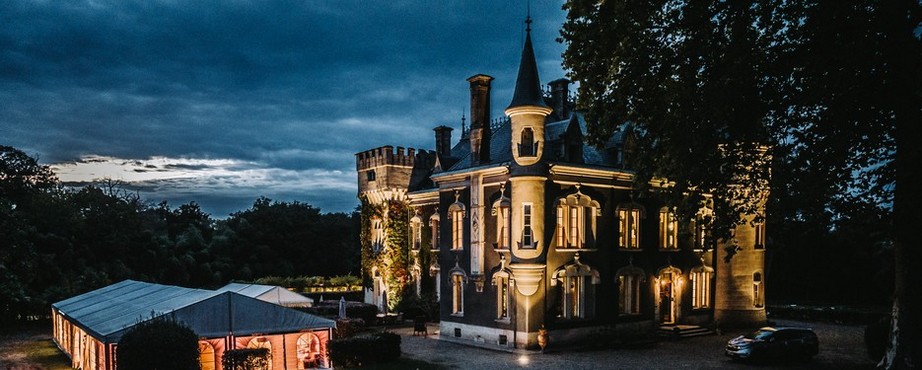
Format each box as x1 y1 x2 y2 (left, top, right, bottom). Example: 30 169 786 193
199 342 216 370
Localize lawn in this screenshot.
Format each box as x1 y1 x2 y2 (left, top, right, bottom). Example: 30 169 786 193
0 324 71 370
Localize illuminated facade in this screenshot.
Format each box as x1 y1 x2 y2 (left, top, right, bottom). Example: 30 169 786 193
356 21 768 350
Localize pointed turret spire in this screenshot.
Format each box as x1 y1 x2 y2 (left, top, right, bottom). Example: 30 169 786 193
507 15 548 110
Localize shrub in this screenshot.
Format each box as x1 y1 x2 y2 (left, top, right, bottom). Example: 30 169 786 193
329 332 401 367
116 317 199 370
865 316 890 362
222 348 270 370
334 318 366 339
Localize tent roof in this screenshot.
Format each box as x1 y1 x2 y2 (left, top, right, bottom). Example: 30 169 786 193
52 280 334 343
216 283 314 307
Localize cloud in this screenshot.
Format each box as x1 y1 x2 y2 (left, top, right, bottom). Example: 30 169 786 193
2 0 569 215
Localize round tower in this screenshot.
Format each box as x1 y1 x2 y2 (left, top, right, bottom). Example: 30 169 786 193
714 146 770 328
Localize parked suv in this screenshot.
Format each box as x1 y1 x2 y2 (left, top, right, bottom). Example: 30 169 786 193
726 327 819 362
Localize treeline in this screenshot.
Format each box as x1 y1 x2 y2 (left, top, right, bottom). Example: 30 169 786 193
0 145 360 324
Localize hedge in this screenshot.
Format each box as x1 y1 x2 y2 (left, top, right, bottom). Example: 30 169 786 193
329 332 401 367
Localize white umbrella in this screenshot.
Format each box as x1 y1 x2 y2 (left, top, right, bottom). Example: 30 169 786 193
338 297 347 319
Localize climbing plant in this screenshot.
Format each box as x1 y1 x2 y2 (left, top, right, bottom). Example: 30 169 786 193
358 196 380 287
382 200 409 311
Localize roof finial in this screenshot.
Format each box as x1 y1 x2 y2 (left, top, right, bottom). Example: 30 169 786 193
461 111 467 134
525 0 533 33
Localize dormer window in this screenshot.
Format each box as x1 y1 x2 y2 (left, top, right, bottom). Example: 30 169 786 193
520 127 536 157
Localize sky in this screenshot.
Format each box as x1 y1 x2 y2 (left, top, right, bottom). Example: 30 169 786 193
1 0 571 218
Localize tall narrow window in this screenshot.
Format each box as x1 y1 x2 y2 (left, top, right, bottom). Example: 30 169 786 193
520 127 535 157
449 201 466 251
452 273 464 315
371 217 384 252
569 206 581 248
296 333 322 370
694 208 712 250
618 204 643 249
429 214 440 250
690 266 713 309
556 205 566 247
493 196 511 249
754 221 766 249
617 266 644 315
659 207 678 249
494 273 510 320
522 204 534 248
411 216 422 250
753 272 764 308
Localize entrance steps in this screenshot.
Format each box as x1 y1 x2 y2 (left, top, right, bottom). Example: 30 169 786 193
658 324 714 340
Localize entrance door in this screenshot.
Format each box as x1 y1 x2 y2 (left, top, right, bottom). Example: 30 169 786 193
659 272 675 324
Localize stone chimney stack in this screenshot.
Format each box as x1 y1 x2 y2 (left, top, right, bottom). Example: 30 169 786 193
467 74 494 166
549 78 571 120
434 125 454 164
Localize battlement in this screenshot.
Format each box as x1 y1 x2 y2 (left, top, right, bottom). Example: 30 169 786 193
355 145 436 171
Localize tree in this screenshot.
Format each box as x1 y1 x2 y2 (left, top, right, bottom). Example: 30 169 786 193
116 317 200 370
560 0 921 367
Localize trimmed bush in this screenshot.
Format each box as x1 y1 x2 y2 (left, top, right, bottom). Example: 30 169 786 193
329 332 401 367
116 318 199 370
222 348 270 370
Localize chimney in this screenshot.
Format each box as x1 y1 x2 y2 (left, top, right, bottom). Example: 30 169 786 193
467 74 494 166
549 78 570 120
434 125 454 164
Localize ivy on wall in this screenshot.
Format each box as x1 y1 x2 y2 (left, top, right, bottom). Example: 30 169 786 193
382 200 409 311
358 196 379 287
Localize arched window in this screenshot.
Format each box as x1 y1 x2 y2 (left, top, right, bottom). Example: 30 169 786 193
753 272 764 308
296 333 323 369
199 342 216 370
448 199 466 251
690 265 714 309
429 213 440 251
492 195 511 250
493 269 511 321
555 191 600 249
520 127 535 157
617 203 645 249
616 265 645 315
659 207 678 250
553 257 600 319
246 337 272 370
450 268 467 316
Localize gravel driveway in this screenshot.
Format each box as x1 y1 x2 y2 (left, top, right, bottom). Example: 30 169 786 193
392 319 875 370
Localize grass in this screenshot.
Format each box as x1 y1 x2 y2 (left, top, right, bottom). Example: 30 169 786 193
17 339 72 370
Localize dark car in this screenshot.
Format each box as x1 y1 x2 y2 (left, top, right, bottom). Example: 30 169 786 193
725 327 819 362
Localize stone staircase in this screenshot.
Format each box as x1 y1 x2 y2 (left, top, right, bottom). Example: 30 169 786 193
658 324 714 340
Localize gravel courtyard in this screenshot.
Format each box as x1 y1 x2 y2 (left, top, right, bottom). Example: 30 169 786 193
391 319 876 370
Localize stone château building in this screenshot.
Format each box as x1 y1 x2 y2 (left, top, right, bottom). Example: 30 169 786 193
355 19 768 350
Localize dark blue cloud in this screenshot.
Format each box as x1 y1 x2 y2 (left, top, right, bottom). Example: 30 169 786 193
1 0 569 214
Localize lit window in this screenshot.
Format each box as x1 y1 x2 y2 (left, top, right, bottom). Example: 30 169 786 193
659 207 678 249
247 337 272 370
296 333 323 370
452 273 465 315
199 342 216 370
449 200 466 251
522 203 534 248
753 272 764 308
493 196 511 249
617 266 644 315
754 221 766 249
556 193 599 249
554 261 599 319
694 208 712 250
617 203 644 249
690 266 713 309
